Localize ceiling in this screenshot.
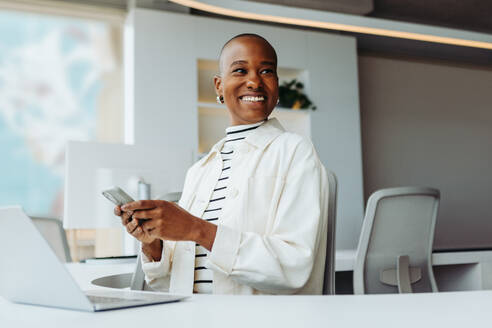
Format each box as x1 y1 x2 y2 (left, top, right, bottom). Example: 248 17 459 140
369 0 492 34
188 0 492 65
244 0 492 34
44 0 492 65
47 0 492 34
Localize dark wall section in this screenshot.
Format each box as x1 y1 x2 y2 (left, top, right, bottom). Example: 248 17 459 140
358 54 492 250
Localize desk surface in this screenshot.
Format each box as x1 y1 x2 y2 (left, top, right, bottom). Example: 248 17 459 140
1 263 491 327
1 289 491 327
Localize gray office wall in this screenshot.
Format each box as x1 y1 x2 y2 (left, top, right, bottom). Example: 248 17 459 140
358 54 492 250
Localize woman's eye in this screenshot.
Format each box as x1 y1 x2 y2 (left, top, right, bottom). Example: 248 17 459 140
232 68 246 74
261 69 274 74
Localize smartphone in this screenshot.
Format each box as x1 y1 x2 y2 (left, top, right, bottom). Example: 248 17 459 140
102 186 135 206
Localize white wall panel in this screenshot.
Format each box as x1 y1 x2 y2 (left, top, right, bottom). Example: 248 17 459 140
307 32 364 249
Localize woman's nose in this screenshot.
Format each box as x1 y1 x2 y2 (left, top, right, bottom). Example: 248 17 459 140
246 73 263 89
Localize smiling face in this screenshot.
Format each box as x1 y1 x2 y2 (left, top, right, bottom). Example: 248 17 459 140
214 36 279 126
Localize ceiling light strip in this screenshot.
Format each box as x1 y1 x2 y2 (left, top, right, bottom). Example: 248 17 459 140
169 0 492 50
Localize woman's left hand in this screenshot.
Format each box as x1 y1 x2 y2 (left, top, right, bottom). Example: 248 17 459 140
121 200 217 250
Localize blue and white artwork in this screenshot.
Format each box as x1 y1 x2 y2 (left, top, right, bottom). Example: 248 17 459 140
0 10 111 217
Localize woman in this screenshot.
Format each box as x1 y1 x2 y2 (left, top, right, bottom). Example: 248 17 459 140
115 34 329 295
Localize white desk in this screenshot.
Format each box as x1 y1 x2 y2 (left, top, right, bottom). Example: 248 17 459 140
1 263 492 327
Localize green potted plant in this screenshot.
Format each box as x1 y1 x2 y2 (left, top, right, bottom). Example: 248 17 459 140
278 79 316 110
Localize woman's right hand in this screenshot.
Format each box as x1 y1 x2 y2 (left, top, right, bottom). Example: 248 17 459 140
114 205 155 244
114 205 163 261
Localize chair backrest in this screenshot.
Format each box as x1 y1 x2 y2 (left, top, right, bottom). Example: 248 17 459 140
322 170 337 295
30 216 72 263
353 187 439 294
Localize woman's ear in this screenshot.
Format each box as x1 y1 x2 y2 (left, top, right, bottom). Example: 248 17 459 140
213 74 222 97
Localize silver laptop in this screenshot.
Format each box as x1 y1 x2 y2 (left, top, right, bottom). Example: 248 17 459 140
0 206 187 312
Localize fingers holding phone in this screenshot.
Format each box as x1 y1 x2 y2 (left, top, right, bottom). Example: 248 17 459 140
125 217 155 244
114 205 122 217
103 187 152 242
121 210 134 225
117 206 154 244
102 187 163 260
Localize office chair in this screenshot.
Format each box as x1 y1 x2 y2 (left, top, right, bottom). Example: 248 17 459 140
322 170 337 295
353 187 440 294
30 216 72 263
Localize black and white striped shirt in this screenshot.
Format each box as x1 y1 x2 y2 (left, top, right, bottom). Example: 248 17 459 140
193 120 264 294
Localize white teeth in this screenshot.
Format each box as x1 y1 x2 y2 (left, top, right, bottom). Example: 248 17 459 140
242 96 265 102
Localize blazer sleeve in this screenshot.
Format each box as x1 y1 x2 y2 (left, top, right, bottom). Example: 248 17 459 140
140 240 174 291
206 138 329 294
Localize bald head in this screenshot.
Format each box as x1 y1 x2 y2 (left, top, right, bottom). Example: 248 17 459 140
218 33 277 74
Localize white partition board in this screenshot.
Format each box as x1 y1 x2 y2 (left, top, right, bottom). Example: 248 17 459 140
64 141 193 229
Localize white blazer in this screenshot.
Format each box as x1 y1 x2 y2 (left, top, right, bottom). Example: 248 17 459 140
141 118 329 295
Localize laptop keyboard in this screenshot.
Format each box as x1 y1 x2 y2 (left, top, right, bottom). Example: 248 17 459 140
87 295 143 304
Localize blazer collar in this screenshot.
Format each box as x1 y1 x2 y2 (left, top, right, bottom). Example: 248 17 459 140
200 118 285 166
